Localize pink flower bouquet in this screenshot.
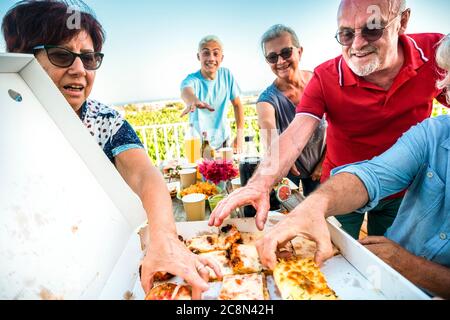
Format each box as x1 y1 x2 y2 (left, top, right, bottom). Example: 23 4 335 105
198 159 238 185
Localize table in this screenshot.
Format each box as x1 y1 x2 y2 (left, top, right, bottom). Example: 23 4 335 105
168 178 306 222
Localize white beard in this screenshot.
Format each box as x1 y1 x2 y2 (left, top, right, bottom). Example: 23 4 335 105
347 56 381 77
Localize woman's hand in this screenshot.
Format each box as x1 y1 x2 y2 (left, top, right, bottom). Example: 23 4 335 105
141 233 222 300
233 134 244 154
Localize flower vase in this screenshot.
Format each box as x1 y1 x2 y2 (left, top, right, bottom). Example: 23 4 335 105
217 180 226 192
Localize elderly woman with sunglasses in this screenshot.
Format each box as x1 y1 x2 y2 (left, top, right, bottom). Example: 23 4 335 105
256 24 327 197
2 0 221 299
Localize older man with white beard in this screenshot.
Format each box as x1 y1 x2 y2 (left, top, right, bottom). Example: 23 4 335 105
209 0 448 239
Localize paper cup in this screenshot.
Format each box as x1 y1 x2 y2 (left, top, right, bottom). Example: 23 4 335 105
217 147 234 162
182 193 206 221
179 169 197 189
231 177 241 191
181 163 198 170
181 163 200 180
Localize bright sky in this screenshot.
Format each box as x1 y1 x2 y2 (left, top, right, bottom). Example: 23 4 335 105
0 0 449 105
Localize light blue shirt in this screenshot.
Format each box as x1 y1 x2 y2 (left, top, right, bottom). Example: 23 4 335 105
332 116 450 267
181 67 241 149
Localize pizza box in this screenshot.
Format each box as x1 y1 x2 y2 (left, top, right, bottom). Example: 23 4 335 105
133 215 431 300
0 53 147 299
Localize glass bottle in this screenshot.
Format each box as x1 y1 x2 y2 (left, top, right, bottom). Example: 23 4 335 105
184 123 201 164
201 131 214 160
239 135 281 217
239 136 261 217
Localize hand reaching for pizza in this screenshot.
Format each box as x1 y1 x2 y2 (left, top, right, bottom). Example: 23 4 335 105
209 184 271 231
256 197 334 270
140 234 223 300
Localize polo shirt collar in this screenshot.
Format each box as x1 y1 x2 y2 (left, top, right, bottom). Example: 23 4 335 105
338 34 430 87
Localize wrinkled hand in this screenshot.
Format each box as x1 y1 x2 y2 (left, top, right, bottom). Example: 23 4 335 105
233 135 243 154
359 236 412 272
256 205 334 270
141 234 222 300
209 184 270 231
181 100 215 117
311 162 323 181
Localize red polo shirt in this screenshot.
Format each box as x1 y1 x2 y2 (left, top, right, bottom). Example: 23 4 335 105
297 33 448 188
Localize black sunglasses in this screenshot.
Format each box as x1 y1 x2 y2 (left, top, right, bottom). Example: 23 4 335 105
265 47 294 64
335 14 402 46
32 45 104 70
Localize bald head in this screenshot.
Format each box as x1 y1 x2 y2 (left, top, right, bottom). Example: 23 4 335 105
338 0 406 21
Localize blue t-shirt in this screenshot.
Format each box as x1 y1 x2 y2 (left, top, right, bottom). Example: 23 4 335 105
333 116 450 268
180 67 241 149
80 99 144 163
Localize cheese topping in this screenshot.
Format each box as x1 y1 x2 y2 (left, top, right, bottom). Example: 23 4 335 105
230 244 263 274
273 258 338 300
219 273 268 300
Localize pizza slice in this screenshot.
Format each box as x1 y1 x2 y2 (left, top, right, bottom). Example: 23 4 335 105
218 273 269 300
239 231 264 245
145 283 191 300
230 244 264 274
185 234 218 254
291 236 340 259
273 258 338 300
198 250 233 281
217 224 241 250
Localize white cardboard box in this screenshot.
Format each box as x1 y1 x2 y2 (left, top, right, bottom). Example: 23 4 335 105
0 53 146 299
134 216 430 300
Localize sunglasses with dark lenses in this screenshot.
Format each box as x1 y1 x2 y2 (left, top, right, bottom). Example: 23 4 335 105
335 14 401 46
32 45 104 70
265 47 294 64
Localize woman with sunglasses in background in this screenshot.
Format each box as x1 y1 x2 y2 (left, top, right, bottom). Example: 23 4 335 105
2 0 220 299
256 25 326 196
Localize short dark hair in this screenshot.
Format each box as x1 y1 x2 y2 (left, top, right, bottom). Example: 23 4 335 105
2 0 105 54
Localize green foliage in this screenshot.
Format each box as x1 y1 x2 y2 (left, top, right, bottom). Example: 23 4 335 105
124 102 260 164
432 100 447 117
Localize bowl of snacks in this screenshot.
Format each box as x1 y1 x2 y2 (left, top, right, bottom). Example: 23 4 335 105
208 194 226 212
177 181 222 200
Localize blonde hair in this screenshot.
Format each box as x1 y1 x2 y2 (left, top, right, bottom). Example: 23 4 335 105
198 35 223 52
436 34 450 101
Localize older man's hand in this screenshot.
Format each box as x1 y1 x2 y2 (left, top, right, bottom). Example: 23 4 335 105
209 184 270 230
140 234 222 300
256 203 334 270
359 236 413 273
